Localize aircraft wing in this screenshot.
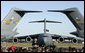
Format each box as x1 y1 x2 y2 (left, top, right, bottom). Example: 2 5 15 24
29 20 62 23
51 34 83 40
14 33 40 39
51 34 84 43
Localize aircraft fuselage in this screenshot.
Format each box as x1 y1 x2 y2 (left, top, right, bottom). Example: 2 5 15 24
37 33 54 47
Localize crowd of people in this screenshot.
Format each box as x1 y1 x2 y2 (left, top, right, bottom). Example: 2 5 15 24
1 38 84 52
1 46 84 52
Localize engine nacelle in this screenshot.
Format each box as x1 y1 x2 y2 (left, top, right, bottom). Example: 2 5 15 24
71 38 78 43
58 37 64 43
13 38 18 42
26 37 32 42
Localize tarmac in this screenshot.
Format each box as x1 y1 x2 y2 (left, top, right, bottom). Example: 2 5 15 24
1 42 84 47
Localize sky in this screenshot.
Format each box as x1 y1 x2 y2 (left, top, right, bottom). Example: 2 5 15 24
1 1 84 37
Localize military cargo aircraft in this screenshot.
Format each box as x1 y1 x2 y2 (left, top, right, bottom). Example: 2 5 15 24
13 18 62 47
13 18 83 47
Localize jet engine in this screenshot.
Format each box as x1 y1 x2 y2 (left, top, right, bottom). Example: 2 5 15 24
58 37 64 43
71 38 78 43
13 38 18 42
26 37 32 42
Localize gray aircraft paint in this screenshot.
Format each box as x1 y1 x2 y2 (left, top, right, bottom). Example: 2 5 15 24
43 33 54 46
48 8 84 38
29 18 61 46
1 8 42 41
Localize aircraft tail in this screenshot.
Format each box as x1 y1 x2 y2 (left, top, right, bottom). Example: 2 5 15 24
29 19 62 34
48 8 84 30
1 8 42 33
1 8 42 38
